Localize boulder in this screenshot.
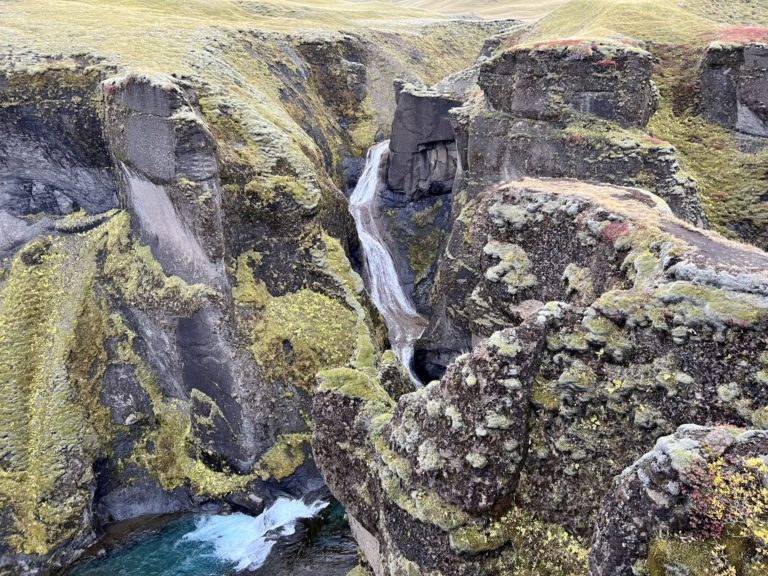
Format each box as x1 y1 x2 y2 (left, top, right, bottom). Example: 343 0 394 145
592 425 768 576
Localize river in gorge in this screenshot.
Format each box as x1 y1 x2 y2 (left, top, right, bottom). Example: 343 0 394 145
65 142 413 575
64 499 357 576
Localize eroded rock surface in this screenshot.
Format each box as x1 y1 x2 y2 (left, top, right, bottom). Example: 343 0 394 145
386 82 462 201
314 178 768 576
0 17 507 569
592 425 768 576
700 42 768 138
478 42 658 128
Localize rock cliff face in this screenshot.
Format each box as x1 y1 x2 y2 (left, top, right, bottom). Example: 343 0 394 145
386 82 462 201
314 178 768 576
3 2 768 575
478 42 658 128
313 23 768 576
375 40 711 319
0 16 509 572
700 42 768 137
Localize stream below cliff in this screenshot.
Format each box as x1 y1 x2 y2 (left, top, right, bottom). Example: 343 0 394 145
64 498 357 576
350 141 428 383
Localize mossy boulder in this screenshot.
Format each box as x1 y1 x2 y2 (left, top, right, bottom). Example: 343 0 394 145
592 425 768 576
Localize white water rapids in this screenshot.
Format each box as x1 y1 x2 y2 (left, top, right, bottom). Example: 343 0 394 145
349 141 428 384
183 498 328 572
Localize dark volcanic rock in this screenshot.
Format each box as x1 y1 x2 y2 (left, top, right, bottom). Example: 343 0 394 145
0 68 118 218
315 178 768 576
478 42 659 129
700 42 768 137
386 82 462 201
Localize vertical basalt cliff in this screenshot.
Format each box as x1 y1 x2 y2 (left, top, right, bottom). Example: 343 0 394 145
312 14 768 576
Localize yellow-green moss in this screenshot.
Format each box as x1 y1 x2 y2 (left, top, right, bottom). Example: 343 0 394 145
100 212 212 314
409 228 443 285
648 536 757 576
315 233 377 372
232 250 269 307
450 507 589 575
321 233 365 295
250 289 359 390
254 433 311 481
134 399 310 495
0 232 113 555
317 368 393 405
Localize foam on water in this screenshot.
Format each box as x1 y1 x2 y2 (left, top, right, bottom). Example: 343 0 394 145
183 498 329 572
67 498 329 576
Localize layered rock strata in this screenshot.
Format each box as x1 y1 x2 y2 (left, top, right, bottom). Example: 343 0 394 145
700 42 768 138
315 178 768 576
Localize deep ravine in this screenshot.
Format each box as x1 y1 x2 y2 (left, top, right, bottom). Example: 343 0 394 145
349 141 428 384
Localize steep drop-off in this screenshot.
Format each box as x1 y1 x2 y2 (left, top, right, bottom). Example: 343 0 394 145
312 4 768 575
0 5 515 572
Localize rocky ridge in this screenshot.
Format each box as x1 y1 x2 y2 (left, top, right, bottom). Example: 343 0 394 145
313 12 768 576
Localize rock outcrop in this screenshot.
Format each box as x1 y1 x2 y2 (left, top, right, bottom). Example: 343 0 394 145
386 82 462 201
700 42 768 138
592 425 768 576
456 42 705 227
314 178 768 576
478 42 658 128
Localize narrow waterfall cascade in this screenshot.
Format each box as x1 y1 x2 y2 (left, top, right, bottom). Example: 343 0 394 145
349 141 428 383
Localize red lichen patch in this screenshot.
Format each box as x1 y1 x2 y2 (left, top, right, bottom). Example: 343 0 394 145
714 26 768 46
532 39 587 49
596 58 617 69
600 221 632 244
684 454 768 540
564 134 587 146
643 135 665 146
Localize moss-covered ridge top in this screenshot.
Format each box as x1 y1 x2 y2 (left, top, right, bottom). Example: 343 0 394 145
507 178 768 281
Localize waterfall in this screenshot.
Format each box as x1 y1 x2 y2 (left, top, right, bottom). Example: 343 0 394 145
349 141 427 384
183 498 329 572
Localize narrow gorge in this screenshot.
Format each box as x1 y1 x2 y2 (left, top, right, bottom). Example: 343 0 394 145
1 1 768 576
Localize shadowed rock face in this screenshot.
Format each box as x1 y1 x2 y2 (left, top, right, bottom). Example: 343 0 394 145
700 43 768 137
313 178 768 576
478 43 659 129
0 68 119 257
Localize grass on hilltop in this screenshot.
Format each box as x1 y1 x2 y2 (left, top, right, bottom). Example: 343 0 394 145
524 0 768 45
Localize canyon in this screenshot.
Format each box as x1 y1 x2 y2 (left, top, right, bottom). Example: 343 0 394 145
1 1 768 575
